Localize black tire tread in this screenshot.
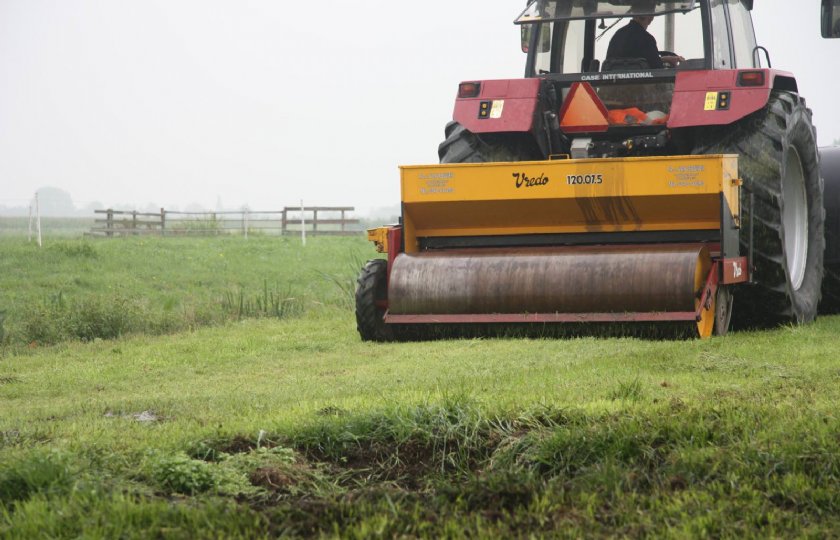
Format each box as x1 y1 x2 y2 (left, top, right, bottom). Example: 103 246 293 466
355 259 393 342
692 92 824 327
438 121 540 164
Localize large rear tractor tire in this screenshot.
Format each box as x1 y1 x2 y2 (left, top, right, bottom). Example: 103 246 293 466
438 121 541 163
355 259 393 342
693 92 824 327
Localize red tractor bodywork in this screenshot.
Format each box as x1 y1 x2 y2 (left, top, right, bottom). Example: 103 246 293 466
668 69 797 128
452 79 542 134
452 68 799 141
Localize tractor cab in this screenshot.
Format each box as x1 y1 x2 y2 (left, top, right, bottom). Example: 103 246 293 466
513 0 764 154
517 0 763 76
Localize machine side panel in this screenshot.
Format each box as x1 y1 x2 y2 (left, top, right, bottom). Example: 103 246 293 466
668 69 793 128
399 155 738 253
452 78 541 134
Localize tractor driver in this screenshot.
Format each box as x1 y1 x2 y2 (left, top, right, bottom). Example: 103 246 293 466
606 2 684 69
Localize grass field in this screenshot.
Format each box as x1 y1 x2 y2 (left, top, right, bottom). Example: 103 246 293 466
3 235 840 538
0 236 365 346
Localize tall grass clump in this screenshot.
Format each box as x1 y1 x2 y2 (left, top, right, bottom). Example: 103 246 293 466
46 241 98 259
221 281 302 320
0 449 75 505
13 282 306 346
316 251 368 309
608 377 645 402
19 292 150 344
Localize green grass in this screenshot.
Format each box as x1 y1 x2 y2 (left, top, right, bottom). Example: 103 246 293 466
0 236 367 346
3 236 840 537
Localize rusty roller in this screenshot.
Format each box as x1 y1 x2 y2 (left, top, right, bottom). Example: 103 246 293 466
387 245 715 338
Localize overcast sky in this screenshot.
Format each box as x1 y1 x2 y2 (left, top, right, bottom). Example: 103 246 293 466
1 1 837 213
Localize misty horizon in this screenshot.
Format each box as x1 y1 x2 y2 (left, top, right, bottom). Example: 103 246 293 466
1 1 839 215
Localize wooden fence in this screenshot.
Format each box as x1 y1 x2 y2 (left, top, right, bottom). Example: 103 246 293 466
90 207 359 237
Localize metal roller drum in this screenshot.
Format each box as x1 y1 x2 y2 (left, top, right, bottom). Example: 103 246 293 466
388 245 714 336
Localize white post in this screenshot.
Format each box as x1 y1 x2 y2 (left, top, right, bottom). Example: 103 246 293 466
300 199 306 246
35 192 42 248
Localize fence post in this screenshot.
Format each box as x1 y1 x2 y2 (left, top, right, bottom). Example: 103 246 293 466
106 209 113 237
340 209 346 233
160 208 166 237
313 208 318 235
281 208 287 236
300 200 306 246
132 210 138 236
243 207 249 239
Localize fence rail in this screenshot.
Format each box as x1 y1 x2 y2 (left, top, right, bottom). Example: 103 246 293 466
89 207 360 237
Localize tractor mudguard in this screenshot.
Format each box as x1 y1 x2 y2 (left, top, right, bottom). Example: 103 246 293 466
452 78 541 134
668 69 798 128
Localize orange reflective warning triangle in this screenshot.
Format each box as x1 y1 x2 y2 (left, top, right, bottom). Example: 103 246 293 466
559 82 610 133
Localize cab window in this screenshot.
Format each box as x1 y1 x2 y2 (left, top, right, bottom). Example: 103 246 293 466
710 0 733 68
592 8 704 67
532 22 555 74
727 0 758 68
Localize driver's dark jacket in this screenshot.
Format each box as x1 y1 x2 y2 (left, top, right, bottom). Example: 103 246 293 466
606 19 664 69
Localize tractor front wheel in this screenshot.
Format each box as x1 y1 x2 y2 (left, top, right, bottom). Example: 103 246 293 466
355 259 393 342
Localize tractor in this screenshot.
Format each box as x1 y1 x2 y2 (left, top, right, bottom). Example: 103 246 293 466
356 0 840 340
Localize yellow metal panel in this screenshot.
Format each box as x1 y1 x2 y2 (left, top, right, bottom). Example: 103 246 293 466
721 156 740 223
366 227 390 253
399 155 740 253
401 155 736 202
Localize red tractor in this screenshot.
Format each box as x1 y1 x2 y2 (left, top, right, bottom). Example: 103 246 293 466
355 0 840 340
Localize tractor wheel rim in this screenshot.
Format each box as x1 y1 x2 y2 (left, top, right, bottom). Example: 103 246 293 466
783 146 808 291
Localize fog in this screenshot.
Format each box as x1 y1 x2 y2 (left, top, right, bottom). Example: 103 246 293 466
0 0 837 214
